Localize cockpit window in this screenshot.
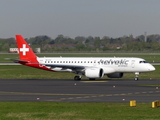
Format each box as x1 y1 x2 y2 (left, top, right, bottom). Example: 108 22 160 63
139 61 147 63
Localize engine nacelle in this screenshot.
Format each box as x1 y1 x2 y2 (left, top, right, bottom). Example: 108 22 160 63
107 73 124 78
85 68 104 78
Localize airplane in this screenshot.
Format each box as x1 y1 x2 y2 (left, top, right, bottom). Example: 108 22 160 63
12 35 155 81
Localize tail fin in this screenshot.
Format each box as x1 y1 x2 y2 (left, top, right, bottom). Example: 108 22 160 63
15 35 38 63
15 35 52 71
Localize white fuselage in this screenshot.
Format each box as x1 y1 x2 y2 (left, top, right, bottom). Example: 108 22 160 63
37 57 155 74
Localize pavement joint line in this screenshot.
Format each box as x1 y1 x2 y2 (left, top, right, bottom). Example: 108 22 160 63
155 91 160 92
68 98 74 99
91 96 97 97
84 96 90 98
62 91 145 100
99 95 105 97
60 98 66 100
113 94 119 96
0 90 158 96
148 91 154 93
0 91 96 96
76 97 82 99
142 92 147 93
1 90 160 101
59 89 160 101
105 94 112 96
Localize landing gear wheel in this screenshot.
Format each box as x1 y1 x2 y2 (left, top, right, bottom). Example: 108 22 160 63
134 72 139 81
74 76 81 81
134 77 138 81
89 78 96 80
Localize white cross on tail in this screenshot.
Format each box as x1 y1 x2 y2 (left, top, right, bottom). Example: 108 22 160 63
20 44 29 55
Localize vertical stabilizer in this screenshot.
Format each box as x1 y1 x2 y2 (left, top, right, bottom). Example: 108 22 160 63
15 35 38 63
15 35 52 70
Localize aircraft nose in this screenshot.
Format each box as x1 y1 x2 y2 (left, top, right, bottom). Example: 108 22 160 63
148 65 155 71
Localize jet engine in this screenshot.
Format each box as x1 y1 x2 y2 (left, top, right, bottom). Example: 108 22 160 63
107 73 124 78
85 68 104 78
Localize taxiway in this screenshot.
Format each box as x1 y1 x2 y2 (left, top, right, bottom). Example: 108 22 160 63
0 79 159 102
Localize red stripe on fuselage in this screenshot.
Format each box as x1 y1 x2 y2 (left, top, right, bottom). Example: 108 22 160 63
19 62 55 72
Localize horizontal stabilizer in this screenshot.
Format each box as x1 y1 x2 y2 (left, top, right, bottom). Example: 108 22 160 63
9 59 29 63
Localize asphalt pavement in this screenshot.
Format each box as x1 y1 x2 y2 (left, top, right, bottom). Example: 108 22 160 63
0 79 159 102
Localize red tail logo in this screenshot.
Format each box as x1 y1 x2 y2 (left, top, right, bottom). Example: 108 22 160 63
16 35 37 61
20 44 29 56
15 35 53 71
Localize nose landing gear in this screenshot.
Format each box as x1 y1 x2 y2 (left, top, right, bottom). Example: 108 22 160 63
134 72 139 81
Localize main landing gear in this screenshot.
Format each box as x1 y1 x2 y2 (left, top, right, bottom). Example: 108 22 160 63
74 76 81 81
134 72 139 81
89 78 96 80
74 76 96 81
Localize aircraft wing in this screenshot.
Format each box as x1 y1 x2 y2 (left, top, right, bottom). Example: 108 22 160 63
39 63 85 69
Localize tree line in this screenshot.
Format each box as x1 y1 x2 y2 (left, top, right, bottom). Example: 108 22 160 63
0 34 160 52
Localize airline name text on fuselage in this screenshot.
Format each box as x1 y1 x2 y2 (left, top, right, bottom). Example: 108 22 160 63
99 59 129 67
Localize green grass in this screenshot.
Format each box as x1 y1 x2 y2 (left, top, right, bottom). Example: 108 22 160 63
0 102 160 120
0 65 75 79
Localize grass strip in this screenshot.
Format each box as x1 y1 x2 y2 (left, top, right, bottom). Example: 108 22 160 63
0 102 160 120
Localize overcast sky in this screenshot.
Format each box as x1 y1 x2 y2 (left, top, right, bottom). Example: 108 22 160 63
0 0 160 38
